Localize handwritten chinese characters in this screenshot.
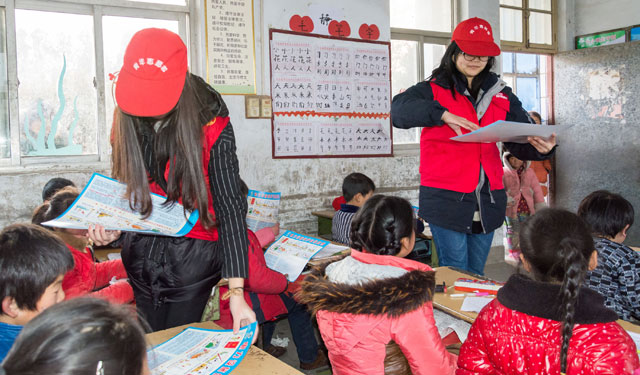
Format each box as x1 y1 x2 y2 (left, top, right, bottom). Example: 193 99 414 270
270 30 392 158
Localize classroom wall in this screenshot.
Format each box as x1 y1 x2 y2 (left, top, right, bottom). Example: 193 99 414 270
553 41 640 245
574 0 640 36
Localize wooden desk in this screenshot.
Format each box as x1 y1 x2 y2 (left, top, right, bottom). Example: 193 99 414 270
93 247 122 262
147 321 303 375
433 266 640 334
311 210 335 237
433 267 488 323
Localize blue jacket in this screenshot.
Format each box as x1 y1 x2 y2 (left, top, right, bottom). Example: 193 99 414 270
0 321 22 362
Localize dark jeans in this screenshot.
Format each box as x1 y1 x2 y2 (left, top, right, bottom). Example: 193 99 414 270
430 223 494 275
262 293 319 364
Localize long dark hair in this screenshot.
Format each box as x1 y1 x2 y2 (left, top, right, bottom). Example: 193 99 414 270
112 73 217 228
349 195 414 256
1 298 148 375
519 208 594 373
428 41 496 99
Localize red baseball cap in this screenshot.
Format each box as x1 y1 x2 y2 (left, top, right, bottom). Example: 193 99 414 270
115 28 188 117
451 17 501 57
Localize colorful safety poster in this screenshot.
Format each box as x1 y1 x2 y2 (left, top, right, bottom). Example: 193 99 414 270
264 231 329 281
42 173 198 236
148 322 256 375
451 121 572 143
246 189 280 232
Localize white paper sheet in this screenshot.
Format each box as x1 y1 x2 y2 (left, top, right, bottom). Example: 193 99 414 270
451 121 572 143
625 330 640 361
264 231 329 282
311 243 349 259
460 297 494 313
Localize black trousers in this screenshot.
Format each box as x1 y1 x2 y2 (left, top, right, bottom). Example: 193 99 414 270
121 233 223 332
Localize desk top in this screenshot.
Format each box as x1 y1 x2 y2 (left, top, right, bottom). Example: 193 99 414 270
311 210 335 219
93 247 121 262
146 321 303 375
433 267 640 333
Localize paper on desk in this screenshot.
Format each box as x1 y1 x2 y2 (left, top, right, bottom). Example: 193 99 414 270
311 243 349 259
147 322 256 375
433 309 471 342
451 121 571 143
625 330 640 361
107 252 122 261
460 297 494 313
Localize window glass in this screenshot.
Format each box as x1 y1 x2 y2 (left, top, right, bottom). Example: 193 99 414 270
391 39 419 144
390 0 451 32
16 10 97 157
516 53 537 74
515 77 539 113
499 0 522 6
0 9 8 159
529 11 552 45
502 52 514 73
423 43 445 80
102 17 179 140
529 0 551 11
500 8 523 42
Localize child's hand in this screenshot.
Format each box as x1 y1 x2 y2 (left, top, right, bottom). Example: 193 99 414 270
270 223 280 237
87 224 121 246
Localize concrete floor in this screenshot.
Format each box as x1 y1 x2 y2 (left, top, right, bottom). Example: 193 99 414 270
266 245 516 373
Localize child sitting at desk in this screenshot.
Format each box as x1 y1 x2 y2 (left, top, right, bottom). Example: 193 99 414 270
32 187 133 304
332 172 375 245
1 298 148 375
457 208 639 374
213 181 327 371
578 190 640 322
299 195 457 375
0 224 74 362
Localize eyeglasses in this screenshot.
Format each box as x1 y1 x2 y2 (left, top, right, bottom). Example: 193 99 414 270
461 52 489 62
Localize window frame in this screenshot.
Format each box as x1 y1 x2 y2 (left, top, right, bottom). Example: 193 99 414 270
499 0 557 53
0 0 192 168
390 0 453 149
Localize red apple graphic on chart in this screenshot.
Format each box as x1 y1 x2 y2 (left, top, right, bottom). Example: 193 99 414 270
289 15 314 33
328 20 351 37
358 23 380 40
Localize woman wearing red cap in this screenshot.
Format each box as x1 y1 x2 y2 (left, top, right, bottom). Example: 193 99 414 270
89 28 257 335
391 17 556 275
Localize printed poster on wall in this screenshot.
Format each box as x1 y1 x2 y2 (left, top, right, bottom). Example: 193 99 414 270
205 0 256 94
270 29 392 158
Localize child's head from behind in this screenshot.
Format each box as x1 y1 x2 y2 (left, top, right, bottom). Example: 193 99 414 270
32 187 85 237
42 178 76 202
350 195 415 257
0 224 74 325
506 154 523 170
577 190 634 243
2 298 149 375
528 111 542 124
342 172 375 207
519 208 597 373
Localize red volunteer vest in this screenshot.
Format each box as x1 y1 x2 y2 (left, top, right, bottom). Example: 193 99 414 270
419 82 510 193
148 116 230 241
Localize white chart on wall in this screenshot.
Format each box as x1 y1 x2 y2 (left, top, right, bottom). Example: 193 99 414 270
270 29 392 158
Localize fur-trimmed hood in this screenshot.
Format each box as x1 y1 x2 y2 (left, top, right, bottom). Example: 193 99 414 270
298 251 436 318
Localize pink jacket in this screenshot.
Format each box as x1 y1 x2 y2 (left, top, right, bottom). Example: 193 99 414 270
299 250 457 375
502 152 545 218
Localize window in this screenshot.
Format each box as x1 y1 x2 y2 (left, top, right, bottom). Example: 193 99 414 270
1 0 189 166
390 0 453 145
500 0 556 52
501 52 551 123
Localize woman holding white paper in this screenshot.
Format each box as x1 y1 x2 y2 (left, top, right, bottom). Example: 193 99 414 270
391 17 556 275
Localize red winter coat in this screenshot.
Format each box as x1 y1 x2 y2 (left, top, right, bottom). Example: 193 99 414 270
57 233 133 304
299 250 457 375
457 273 640 375
215 228 287 328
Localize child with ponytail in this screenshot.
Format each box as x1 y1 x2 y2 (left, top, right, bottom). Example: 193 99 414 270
298 195 457 375
457 208 640 375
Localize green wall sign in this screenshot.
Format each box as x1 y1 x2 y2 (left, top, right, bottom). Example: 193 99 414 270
577 30 626 49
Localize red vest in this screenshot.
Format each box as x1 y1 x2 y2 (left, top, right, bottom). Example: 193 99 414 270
419 82 509 193
148 117 229 241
